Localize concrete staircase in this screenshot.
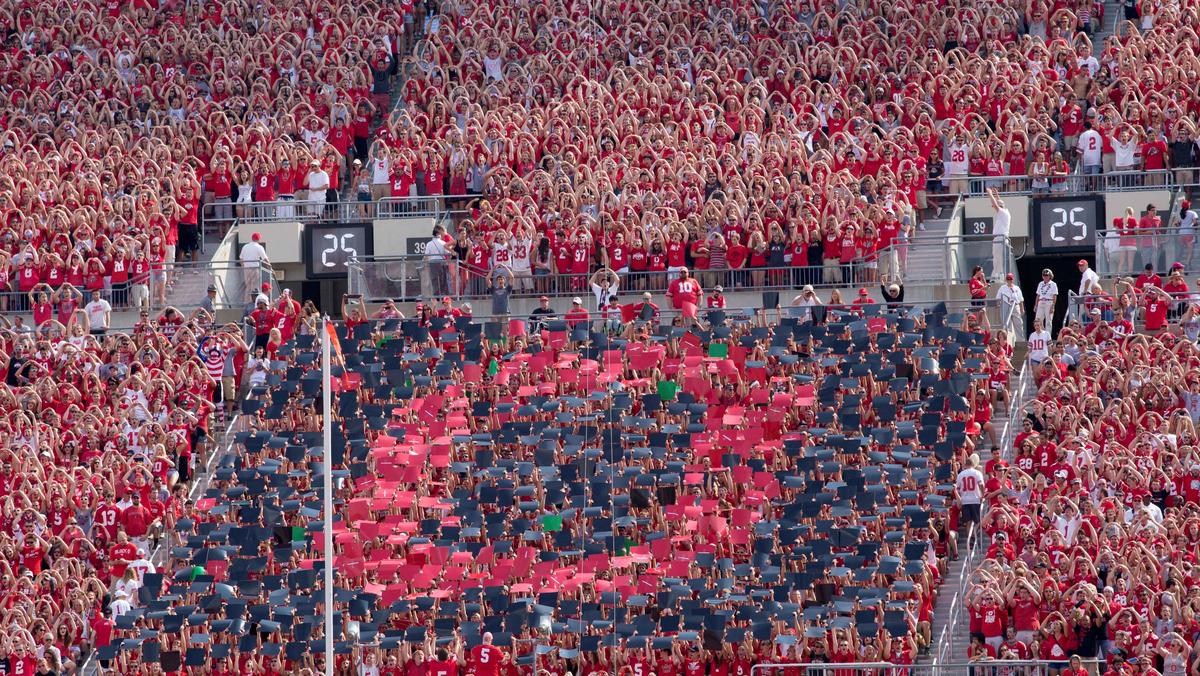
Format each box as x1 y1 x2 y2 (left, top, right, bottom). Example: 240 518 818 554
1094 0 1125 42
904 216 954 284
926 359 1032 662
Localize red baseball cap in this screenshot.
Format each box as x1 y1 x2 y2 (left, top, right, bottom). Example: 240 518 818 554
858 288 868 295
261 283 271 291
1077 259 1087 266
252 232 262 241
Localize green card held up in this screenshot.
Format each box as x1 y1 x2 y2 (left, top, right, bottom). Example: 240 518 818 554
708 343 729 358
657 380 678 401
543 515 563 531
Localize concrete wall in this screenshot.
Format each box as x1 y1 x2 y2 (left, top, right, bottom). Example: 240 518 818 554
373 217 439 258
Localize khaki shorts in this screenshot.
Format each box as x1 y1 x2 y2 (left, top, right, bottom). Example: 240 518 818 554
222 376 236 403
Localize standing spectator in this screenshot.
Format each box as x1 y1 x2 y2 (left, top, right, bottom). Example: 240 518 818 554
306 159 331 217
249 296 283 349
1169 125 1196 189
240 233 269 295
1034 269 1059 333
956 453 986 528
425 226 452 298
989 188 1011 279
1078 259 1100 298
997 273 1025 335
489 268 513 317
84 289 112 336
1137 204 1164 271
968 266 989 308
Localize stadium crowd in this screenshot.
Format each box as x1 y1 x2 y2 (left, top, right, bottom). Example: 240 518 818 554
0 0 411 313
4 0 1200 669
964 271 1200 675
399 0 1200 296
94 293 1012 674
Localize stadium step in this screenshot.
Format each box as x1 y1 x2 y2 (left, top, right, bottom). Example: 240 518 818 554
927 351 1035 661
1095 0 1125 42
904 217 952 283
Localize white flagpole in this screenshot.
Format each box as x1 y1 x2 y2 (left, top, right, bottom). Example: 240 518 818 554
322 316 334 676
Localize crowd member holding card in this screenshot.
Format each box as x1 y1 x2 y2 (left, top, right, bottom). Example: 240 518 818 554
125 293 1026 672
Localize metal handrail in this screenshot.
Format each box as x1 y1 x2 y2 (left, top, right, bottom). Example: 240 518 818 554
955 167 1191 197
201 194 446 223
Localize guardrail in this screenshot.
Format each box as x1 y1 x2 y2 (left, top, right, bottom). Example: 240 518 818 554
951 167 1193 197
349 256 919 302
1095 220 1193 280
201 194 445 224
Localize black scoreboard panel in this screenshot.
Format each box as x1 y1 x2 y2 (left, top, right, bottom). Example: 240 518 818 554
1030 195 1103 255
305 222 374 278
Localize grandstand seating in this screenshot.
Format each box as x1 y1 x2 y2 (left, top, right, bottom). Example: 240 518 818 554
100 303 1007 671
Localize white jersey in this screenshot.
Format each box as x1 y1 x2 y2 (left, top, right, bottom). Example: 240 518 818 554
946 143 970 176
509 237 531 272
956 468 985 505
1079 129 1103 166
1028 330 1052 362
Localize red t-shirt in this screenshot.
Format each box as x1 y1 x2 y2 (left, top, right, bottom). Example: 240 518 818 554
470 645 504 676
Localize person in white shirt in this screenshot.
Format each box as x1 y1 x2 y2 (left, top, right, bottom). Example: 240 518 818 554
305 159 330 217
1078 121 1103 176
1028 319 1052 363
1077 259 1100 302
956 453 986 526
1034 268 1058 332
84 289 111 335
1112 127 1139 172
240 231 269 293
996 273 1024 336
424 225 451 297
988 188 1011 279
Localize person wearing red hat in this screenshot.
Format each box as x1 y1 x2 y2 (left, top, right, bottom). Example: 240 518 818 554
851 287 875 309
240 232 269 295
1077 259 1099 299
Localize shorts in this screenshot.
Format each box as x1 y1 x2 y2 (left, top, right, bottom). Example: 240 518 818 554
961 503 981 524
179 223 201 253
222 376 236 403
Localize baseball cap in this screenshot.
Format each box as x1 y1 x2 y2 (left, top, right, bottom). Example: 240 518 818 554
714 285 723 292
539 295 549 301
207 284 217 292
310 159 320 166
858 287 868 296
1005 273 1014 280
1090 308 1101 316
1041 268 1052 276
262 283 271 291
572 297 582 304
252 232 262 241
1077 259 1088 266
442 296 452 303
